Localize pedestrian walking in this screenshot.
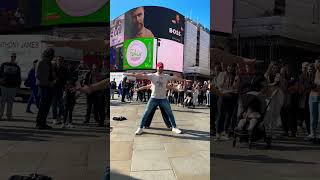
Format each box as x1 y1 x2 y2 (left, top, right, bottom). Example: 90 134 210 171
35 48 56 129
25 60 40 113
0 52 21 120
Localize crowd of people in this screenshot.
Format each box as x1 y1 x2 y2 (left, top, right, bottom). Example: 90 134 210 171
110 76 211 107
212 58 320 141
0 49 107 129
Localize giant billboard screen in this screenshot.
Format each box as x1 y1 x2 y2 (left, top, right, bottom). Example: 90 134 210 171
124 6 185 44
0 0 42 33
110 15 125 47
42 0 109 25
123 38 155 70
211 0 233 34
156 38 183 72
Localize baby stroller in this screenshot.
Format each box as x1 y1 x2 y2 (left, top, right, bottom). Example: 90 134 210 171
232 92 273 149
183 90 195 108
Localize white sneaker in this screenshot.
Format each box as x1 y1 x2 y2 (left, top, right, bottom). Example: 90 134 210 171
306 133 315 139
172 128 182 134
61 123 66 128
135 128 144 135
219 135 230 141
215 132 229 141
56 118 62 124
68 123 74 128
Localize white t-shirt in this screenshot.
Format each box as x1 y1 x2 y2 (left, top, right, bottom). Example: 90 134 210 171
147 73 173 99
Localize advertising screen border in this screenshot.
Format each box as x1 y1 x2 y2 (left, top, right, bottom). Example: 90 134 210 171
41 0 110 26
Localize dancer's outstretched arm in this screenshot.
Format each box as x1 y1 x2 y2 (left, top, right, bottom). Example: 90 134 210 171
78 78 109 94
124 73 148 80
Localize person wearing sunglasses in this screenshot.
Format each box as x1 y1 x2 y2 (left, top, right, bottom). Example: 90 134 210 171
0 52 21 121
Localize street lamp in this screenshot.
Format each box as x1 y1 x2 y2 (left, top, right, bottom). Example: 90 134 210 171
155 38 161 66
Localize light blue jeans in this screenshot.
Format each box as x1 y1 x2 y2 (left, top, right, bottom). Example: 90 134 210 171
0 86 17 118
309 96 320 134
140 98 177 128
206 91 211 105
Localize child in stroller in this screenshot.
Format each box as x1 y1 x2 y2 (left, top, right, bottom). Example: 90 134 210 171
183 89 194 108
233 74 272 148
233 92 270 148
235 97 261 132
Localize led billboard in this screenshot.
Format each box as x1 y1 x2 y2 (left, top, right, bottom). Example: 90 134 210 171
124 6 185 44
110 15 124 47
156 38 183 72
42 0 109 25
0 0 42 33
123 38 155 70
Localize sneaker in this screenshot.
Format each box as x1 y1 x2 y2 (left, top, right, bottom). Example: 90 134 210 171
61 123 66 128
305 133 315 140
56 118 62 125
172 128 182 134
135 128 144 135
52 120 57 125
219 135 230 141
68 123 74 128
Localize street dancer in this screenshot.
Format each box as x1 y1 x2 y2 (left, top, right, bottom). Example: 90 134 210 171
124 62 191 135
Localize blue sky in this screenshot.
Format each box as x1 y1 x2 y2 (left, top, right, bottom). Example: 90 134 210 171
110 0 210 28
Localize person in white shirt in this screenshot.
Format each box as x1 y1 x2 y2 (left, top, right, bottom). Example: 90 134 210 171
124 62 191 135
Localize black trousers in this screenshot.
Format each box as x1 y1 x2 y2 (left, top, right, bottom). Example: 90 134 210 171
64 107 74 124
298 95 311 134
144 105 171 128
281 95 299 134
211 94 218 134
96 93 106 126
36 87 54 127
86 94 99 122
216 94 238 134
178 92 184 104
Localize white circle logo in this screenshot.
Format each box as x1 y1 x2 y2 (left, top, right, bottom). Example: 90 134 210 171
56 0 108 17
126 40 147 67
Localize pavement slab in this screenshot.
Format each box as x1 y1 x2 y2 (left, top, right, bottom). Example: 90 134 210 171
111 100 210 180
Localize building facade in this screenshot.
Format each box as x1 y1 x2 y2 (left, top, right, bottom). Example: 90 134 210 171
233 0 320 70
183 19 210 80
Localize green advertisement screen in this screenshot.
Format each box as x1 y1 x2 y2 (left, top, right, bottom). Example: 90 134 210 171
123 38 154 70
42 0 109 25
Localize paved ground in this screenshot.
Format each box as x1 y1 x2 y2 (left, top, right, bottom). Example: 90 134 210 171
212 130 320 180
110 99 210 180
0 95 107 180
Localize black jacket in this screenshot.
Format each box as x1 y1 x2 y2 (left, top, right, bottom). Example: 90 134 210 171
0 62 21 88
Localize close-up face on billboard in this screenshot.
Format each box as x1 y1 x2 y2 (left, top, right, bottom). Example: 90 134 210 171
110 14 124 47
42 0 109 25
124 6 185 44
123 38 154 70
0 0 42 33
211 0 233 34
